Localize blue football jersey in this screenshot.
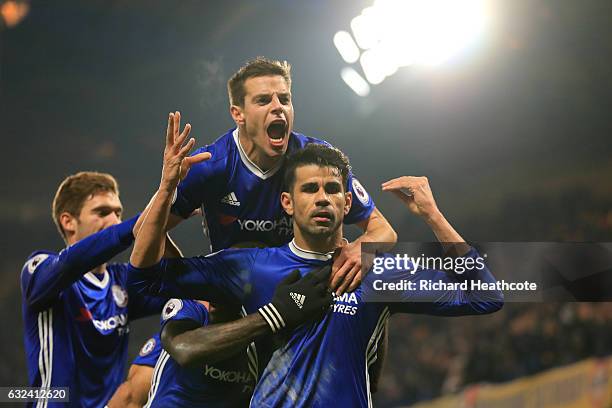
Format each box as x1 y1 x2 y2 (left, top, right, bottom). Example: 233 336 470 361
130 241 503 407
21 219 167 408
171 129 375 251
144 299 254 408
131 333 162 368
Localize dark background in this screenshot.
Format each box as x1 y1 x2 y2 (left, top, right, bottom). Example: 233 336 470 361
1 0 611 406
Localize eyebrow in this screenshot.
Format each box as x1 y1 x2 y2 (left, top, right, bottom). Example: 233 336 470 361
253 92 291 99
325 181 343 190
300 182 319 190
91 205 123 213
300 180 342 189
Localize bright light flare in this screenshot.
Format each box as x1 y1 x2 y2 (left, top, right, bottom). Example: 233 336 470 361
341 67 371 97
334 31 361 64
337 0 489 93
388 0 490 66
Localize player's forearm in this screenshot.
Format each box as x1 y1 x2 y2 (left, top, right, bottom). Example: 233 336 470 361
107 364 152 408
423 211 470 257
131 188 174 267
133 192 183 238
356 208 397 247
135 200 182 259
106 382 133 408
167 314 270 367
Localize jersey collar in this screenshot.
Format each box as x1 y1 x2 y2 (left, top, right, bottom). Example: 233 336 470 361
288 239 338 261
83 269 110 289
232 128 284 180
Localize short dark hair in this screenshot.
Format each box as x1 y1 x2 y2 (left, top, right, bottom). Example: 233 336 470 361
227 57 292 106
283 144 351 193
52 171 119 239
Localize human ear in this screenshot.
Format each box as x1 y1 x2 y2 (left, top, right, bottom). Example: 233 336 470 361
344 191 352 216
280 192 294 216
230 105 245 126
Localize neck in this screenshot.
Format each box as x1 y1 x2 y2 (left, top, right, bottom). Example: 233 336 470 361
91 264 106 275
238 127 281 171
293 228 344 254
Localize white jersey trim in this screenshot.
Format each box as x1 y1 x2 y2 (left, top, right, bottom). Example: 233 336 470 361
242 306 259 384
36 309 53 408
144 349 171 408
365 307 390 408
288 239 349 261
232 128 283 180
83 269 110 289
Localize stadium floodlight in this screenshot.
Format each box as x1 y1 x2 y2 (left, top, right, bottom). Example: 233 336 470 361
359 48 387 85
335 0 489 93
387 0 489 66
341 67 371 97
350 8 381 50
333 31 361 64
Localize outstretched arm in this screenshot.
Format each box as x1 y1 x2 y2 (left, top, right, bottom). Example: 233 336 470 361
162 266 333 368
377 176 503 315
22 216 137 312
162 314 269 368
131 111 210 268
382 176 470 255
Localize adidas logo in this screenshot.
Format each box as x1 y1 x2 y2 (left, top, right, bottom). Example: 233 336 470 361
290 292 306 309
221 192 240 206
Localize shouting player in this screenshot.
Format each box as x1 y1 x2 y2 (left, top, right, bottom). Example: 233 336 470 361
129 140 504 407
154 57 397 294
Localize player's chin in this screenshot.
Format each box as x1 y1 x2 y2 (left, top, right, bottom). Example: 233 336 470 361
308 224 335 236
267 141 288 155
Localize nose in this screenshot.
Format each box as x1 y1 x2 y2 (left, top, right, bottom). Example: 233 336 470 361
314 187 330 207
270 94 283 114
106 212 121 226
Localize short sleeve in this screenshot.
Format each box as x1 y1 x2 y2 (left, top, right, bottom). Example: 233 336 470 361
159 298 209 329
344 172 375 224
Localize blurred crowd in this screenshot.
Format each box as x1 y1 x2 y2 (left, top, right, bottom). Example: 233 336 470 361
375 302 612 407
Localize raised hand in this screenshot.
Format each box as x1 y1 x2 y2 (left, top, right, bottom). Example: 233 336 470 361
382 176 468 251
381 176 440 220
161 111 211 192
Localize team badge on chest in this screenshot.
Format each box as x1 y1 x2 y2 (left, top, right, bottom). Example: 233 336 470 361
112 285 128 307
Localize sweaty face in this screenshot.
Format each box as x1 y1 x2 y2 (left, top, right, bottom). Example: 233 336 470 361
70 191 123 244
234 75 294 164
282 165 351 239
